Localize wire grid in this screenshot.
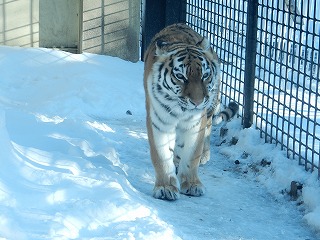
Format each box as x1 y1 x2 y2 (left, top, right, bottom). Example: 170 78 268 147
185 0 320 177
255 0 320 174
185 0 247 108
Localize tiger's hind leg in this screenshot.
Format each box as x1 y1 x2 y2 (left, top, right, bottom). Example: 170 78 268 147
176 114 207 196
200 109 214 165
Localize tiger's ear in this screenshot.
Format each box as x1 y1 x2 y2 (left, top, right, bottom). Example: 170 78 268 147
196 37 211 51
197 37 220 62
155 40 171 56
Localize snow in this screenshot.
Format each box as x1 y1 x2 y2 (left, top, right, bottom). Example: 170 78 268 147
0 45 319 239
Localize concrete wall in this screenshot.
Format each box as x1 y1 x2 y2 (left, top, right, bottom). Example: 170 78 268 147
0 0 140 62
39 0 82 53
0 0 39 47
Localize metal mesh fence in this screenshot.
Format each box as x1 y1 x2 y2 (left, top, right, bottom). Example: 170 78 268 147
186 0 247 108
184 0 320 177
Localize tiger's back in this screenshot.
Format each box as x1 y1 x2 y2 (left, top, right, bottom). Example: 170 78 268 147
144 23 236 201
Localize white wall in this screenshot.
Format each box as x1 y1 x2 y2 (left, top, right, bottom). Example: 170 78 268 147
82 0 140 62
0 0 39 47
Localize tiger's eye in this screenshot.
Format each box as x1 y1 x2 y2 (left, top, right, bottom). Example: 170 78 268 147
175 73 185 80
203 72 210 79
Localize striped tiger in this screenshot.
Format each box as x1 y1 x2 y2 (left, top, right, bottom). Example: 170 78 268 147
144 23 238 200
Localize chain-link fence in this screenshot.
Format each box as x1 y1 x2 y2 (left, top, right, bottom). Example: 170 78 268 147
183 0 319 177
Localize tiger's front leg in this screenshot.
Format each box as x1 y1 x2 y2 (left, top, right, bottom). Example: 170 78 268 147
175 113 207 196
147 116 180 200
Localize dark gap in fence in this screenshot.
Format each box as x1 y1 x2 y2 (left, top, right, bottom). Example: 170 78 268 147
141 0 186 60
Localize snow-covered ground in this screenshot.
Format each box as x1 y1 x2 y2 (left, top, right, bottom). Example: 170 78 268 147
0 46 319 239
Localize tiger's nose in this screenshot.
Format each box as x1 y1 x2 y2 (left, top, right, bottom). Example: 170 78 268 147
190 99 203 106
190 97 206 106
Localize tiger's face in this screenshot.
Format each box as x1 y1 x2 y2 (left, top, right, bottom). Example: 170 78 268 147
154 43 219 112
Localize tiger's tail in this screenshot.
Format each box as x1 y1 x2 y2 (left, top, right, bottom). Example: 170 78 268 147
212 102 239 125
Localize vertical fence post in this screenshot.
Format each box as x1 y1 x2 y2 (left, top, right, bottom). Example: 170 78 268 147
243 0 258 128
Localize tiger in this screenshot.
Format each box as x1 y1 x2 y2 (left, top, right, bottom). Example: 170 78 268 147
143 23 238 201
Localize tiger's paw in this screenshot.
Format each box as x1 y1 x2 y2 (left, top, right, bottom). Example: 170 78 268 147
180 181 205 197
153 176 180 201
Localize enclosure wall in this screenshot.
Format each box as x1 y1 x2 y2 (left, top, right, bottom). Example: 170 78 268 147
0 0 39 47
1 0 141 61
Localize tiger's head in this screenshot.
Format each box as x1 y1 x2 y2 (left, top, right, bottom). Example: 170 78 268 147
153 38 220 111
